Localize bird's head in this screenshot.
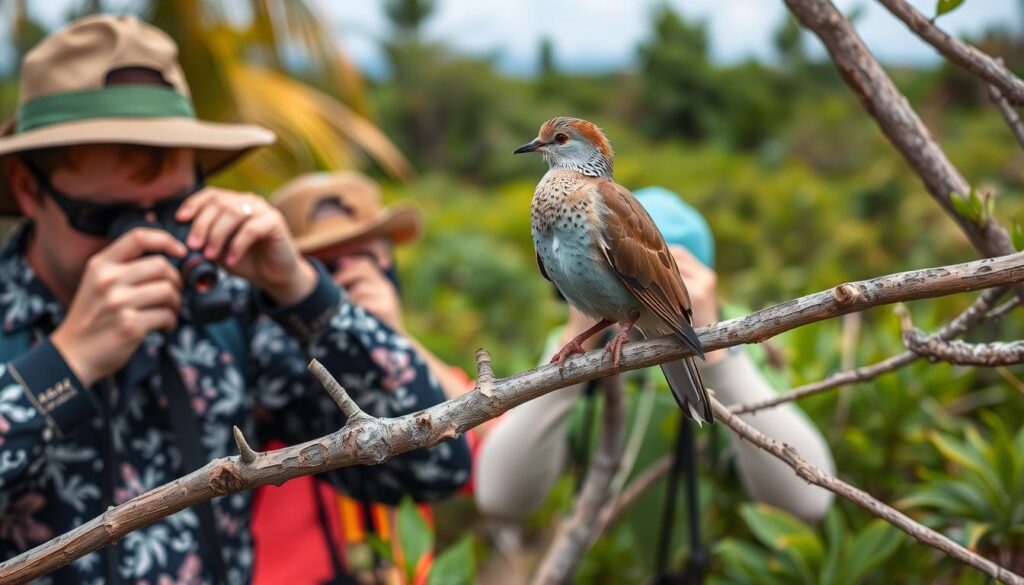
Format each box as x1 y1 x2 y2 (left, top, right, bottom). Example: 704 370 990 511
514 117 614 178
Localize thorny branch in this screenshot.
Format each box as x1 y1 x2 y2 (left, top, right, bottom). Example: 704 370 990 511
2 253 1024 584
732 287 1006 415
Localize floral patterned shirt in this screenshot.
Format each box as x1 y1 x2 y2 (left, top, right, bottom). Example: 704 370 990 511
0 223 471 584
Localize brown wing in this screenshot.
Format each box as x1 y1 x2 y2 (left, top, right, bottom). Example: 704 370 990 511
595 181 704 358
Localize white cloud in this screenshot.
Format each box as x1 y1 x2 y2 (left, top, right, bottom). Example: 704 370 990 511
6 0 1019 75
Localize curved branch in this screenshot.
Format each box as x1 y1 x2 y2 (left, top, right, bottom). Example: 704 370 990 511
2 252 1024 584
732 287 1005 414
877 0 1024 105
785 0 1017 263
901 308 1024 366
532 375 625 585
711 396 1023 585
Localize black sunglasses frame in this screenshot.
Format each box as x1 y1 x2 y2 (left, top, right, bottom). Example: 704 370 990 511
20 158 206 237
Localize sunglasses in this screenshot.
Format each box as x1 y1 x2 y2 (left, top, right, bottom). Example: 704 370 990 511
21 159 205 237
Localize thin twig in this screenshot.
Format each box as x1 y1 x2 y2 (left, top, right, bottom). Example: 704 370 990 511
732 287 1005 415
877 0 1024 105
901 309 1024 366
989 80 1024 150
3 252 1024 584
785 0 1019 265
597 454 673 529
532 375 626 585
308 359 368 421
710 396 1024 585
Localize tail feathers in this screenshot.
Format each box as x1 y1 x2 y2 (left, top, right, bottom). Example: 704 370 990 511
660 357 714 425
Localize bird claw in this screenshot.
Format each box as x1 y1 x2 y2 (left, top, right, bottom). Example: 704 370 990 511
603 329 631 369
550 340 587 370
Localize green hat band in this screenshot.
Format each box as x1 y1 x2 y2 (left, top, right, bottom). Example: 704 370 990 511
16 86 195 133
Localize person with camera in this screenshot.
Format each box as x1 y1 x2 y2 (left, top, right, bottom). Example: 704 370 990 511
250 171 479 585
0 15 470 585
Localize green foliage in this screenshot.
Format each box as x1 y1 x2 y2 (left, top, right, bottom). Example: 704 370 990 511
428 537 476 585
936 0 967 18
397 497 433 583
898 414 1024 572
714 505 905 585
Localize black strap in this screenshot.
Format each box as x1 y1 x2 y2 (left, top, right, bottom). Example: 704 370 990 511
654 416 707 585
160 349 229 585
311 479 355 585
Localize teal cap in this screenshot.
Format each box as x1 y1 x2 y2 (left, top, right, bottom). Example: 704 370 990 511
633 186 714 268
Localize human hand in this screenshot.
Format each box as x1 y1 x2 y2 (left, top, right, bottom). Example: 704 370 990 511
176 188 317 306
51 228 187 387
670 246 725 364
332 255 404 332
671 246 718 329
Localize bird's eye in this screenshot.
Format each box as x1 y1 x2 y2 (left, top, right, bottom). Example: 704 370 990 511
554 133 569 144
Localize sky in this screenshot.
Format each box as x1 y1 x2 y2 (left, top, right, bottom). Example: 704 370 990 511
8 0 1022 76
316 0 1021 75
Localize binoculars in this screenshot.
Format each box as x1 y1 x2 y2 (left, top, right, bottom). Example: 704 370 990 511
107 205 233 324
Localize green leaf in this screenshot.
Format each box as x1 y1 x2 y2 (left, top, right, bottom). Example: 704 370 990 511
936 0 966 17
963 521 992 549
820 509 846 585
950 189 984 224
428 537 475 585
739 504 823 582
896 486 972 515
1013 223 1024 251
841 520 905 585
366 534 396 564
396 497 433 583
715 539 794 585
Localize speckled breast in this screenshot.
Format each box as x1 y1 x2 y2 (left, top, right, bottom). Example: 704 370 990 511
531 174 640 321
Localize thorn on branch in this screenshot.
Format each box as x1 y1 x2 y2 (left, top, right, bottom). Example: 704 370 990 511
475 348 496 397
232 426 259 464
308 359 369 422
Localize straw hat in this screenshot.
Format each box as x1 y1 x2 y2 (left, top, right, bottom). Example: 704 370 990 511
272 171 422 256
0 14 275 214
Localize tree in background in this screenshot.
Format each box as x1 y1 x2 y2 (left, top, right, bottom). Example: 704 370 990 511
3 0 413 191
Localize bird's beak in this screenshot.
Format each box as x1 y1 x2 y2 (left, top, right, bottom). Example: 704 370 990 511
514 139 544 154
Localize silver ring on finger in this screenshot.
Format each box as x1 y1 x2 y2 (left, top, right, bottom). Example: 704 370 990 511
241 202 254 218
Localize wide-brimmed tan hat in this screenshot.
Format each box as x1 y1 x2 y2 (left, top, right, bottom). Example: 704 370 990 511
0 14 275 214
272 171 422 256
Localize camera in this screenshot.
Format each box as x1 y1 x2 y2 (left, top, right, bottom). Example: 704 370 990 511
107 204 233 324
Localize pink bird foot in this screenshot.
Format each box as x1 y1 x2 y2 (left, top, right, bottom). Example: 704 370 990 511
549 318 614 370
603 314 640 369
550 340 587 369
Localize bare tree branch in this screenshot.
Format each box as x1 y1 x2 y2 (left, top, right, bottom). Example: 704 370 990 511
989 81 1024 150
597 454 673 529
988 296 1023 321
532 375 625 585
710 396 1024 585
785 0 1018 263
900 307 1024 366
2 253 1024 584
877 0 1024 105
732 286 1005 414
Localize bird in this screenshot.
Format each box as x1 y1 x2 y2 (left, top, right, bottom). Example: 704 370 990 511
514 117 713 424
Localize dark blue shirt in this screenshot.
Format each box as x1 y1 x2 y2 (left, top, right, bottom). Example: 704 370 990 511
0 223 470 584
